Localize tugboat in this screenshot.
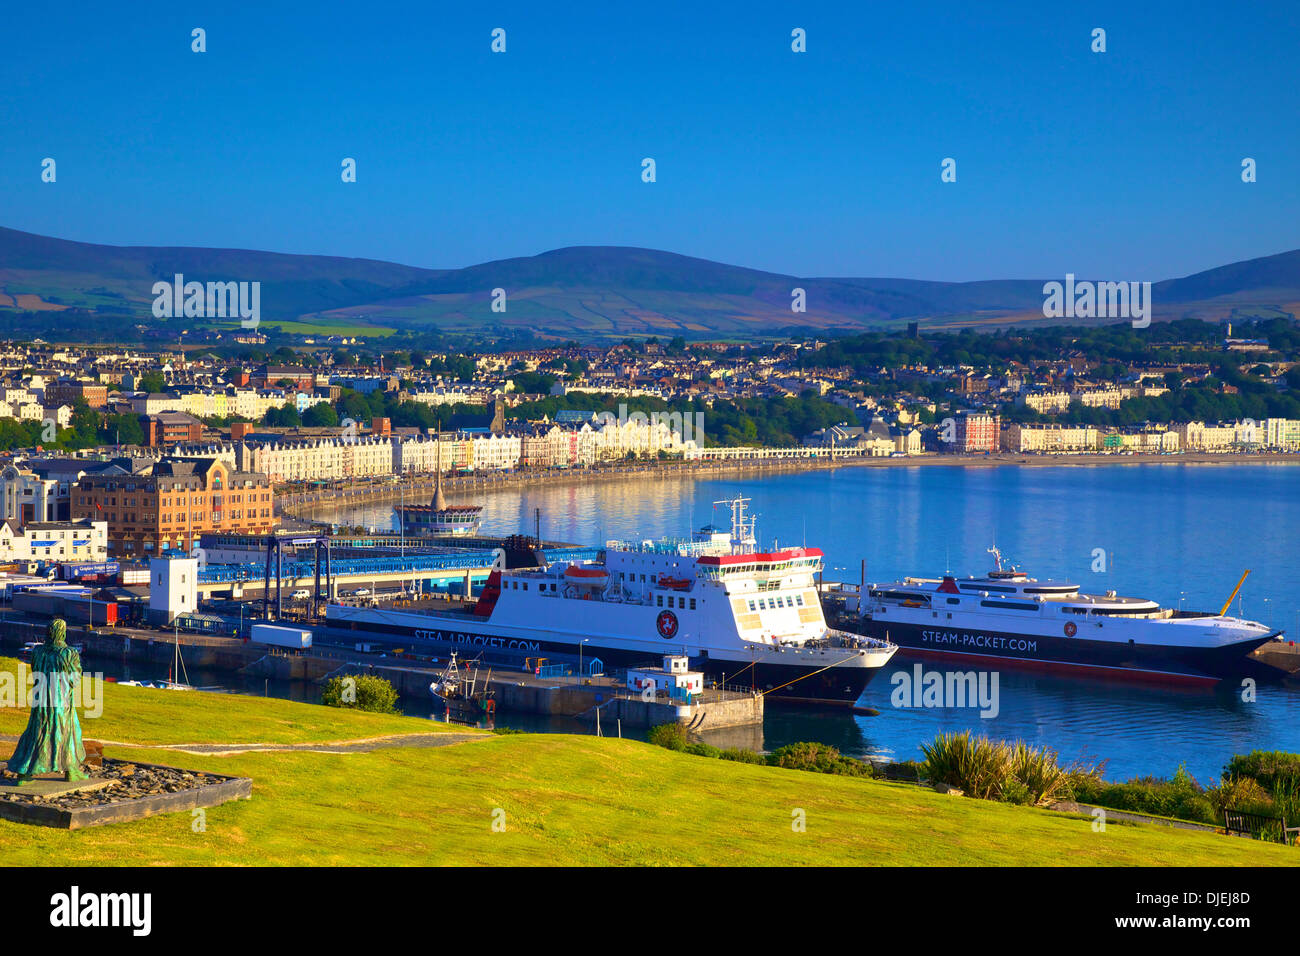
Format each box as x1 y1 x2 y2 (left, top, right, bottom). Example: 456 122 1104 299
847 547 1282 685
394 433 483 536
428 652 496 725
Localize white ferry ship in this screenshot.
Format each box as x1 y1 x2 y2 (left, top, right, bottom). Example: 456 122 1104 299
844 548 1282 685
329 498 896 706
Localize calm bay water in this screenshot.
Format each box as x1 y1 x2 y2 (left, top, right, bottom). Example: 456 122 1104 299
309 462 1300 781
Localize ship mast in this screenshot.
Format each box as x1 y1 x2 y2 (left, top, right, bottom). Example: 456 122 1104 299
714 496 756 555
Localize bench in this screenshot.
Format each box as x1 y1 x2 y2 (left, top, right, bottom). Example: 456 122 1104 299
1224 809 1296 844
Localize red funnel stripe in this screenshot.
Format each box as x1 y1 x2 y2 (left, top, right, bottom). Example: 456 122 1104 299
473 570 502 617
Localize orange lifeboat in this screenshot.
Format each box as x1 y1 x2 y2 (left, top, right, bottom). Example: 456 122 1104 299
658 576 692 590
565 565 610 584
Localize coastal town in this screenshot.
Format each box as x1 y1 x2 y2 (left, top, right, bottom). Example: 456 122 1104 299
6 3 1300 921
0 318 1296 563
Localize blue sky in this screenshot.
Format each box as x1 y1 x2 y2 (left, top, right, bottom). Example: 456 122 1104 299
2 1 1296 281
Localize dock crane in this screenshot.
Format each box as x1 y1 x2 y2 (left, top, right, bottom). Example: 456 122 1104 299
262 533 333 621
1219 570 1251 617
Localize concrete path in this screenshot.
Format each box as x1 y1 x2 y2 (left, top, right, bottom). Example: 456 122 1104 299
1048 800 1220 833
0 731 486 758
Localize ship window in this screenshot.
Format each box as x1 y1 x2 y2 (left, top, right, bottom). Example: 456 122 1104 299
689 599 696 610
748 600 756 611
980 600 1038 611
656 595 663 607
947 598 960 605
796 595 804 606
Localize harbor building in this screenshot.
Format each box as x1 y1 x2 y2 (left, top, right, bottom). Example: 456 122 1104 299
71 457 276 557
0 517 108 563
1003 423 1100 454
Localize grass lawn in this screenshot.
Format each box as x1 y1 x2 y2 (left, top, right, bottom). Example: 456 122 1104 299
0 658 459 746
1 658 1296 865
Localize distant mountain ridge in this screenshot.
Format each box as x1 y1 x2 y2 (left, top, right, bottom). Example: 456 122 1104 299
1 226 1297 340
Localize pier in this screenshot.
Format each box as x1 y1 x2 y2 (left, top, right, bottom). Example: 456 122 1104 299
0 616 763 730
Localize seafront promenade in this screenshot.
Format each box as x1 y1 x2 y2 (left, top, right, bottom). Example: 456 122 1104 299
275 450 1300 512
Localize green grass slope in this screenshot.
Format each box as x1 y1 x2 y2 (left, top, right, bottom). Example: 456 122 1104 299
1 659 1295 866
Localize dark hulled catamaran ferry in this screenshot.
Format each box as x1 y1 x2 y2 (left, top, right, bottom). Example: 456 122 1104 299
842 548 1282 686
327 498 897 706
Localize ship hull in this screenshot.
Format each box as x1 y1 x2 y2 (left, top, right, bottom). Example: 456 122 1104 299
329 612 884 706
853 618 1281 685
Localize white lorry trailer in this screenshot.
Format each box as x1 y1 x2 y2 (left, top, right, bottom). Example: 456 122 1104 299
249 624 312 650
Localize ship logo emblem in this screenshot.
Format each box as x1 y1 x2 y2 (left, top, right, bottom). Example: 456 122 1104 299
1064 621 1077 637
656 610 679 639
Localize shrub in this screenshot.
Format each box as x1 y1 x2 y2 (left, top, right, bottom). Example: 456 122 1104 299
921 732 1080 806
320 674 399 714
719 748 764 764
1008 742 1072 806
999 777 1033 806
684 742 722 759
647 723 688 751
879 760 925 782
1205 775 1274 816
921 732 1008 800
1269 779 1300 830
1224 751 1300 794
767 742 872 777
1067 766 1217 826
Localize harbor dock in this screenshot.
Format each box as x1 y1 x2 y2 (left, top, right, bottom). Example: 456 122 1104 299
0 615 764 730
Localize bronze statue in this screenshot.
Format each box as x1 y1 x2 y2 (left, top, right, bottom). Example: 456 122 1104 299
8 619 87 783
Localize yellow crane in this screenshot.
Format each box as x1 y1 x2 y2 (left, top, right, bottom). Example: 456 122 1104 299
1219 570 1251 617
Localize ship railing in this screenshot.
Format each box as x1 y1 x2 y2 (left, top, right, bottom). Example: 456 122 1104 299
820 628 895 650
605 537 716 557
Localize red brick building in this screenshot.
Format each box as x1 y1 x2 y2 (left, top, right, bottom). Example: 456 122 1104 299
141 412 204 446
953 411 1000 454
45 380 109 409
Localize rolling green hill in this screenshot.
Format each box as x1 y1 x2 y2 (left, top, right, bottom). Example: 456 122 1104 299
2 226 1297 342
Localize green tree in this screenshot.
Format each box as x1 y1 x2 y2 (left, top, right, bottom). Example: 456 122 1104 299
320 674 399 714
137 372 167 394
301 403 339 428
